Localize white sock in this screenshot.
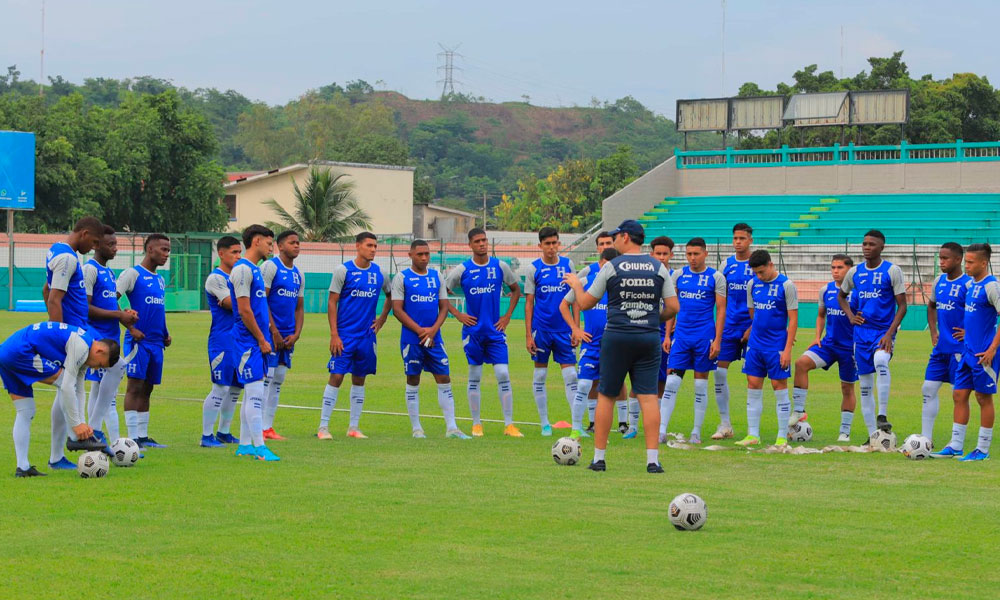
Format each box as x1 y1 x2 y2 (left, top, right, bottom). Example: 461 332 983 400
792 387 807 413
319 384 339 428
202 384 227 436
405 384 422 431
494 364 514 426
137 412 149 438
219 387 239 434
587 398 597 424
747 388 764 437
54 387 79 442
263 365 287 430
467 365 483 425
977 427 993 454
105 395 120 441
692 378 709 436
244 380 265 446
125 410 139 440
628 397 640 429
561 366 578 415
89 358 125 433
13 398 35 471
87 380 103 427
646 448 659 465
573 379 593 432
661 374 682 434
775 388 791 439
874 350 892 416
839 411 854 436
858 373 877 434
920 380 943 441
616 400 627 423
532 367 549 426
593 447 606 462
50 397 68 464
239 397 251 445
714 367 731 425
949 422 967 451
438 383 458 431
349 385 365 429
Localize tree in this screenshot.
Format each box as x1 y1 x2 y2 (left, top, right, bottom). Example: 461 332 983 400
265 167 371 241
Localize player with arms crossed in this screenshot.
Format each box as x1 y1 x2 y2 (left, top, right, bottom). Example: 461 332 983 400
523 226 577 436
791 254 859 442
837 230 906 440
714 223 755 440
260 229 305 441
318 231 392 440
392 239 469 439
445 228 523 437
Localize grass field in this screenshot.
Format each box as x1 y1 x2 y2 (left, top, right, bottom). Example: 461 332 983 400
1 310 998 599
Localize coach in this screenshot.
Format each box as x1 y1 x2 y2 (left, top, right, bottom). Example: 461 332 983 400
564 220 678 473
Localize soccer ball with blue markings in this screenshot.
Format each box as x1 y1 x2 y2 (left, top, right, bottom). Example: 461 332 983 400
669 493 708 531
551 437 581 465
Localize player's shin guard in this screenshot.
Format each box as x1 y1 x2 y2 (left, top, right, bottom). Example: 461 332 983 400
244 380 266 446
628 397 640 429
560 366 577 414
774 388 791 439
125 410 139 440
13 398 35 471
977 427 993 454
616 400 627 423
348 385 365 429
746 388 764 437
921 379 943 441
220 388 239 434
714 367 731 426
532 368 549 426
405 384 421 431
467 364 483 425
573 379 593 431
263 365 287 430
202 384 227 437
437 383 458 431
858 373 877 435
873 350 892 416
792 387 808 413
494 364 514 425
692 379 709 437
839 411 854 436
948 423 967 451
661 374 682 434
319 384 339 428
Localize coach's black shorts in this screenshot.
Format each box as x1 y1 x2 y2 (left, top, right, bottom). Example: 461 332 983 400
598 330 661 396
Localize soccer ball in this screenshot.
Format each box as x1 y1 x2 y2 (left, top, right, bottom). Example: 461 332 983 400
788 421 813 442
901 434 933 460
868 429 897 452
77 451 110 478
110 438 141 467
669 493 708 531
552 437 582 466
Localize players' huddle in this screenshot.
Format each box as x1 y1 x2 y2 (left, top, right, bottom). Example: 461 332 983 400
4 217 999 476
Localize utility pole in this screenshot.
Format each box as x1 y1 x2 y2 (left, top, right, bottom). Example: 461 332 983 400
482 191 487 229
39 0 45 96
721 0 726 96
437 43 462 98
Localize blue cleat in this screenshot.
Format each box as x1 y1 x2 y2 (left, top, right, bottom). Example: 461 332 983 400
215 432 239 444
541 425 553 437
931 446 963 458
622 427 638 439
200 435 224 448
93 430 107 445
136 437 167 449
235 444 256 457
446 429 472 439
255 446 280 461
48 457 76 470
959 449 990 462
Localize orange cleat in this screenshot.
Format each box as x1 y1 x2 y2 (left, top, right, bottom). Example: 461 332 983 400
471 424 484 437
503 424 524 438
316 427 333 440
262 428 286 441
346 429 368 439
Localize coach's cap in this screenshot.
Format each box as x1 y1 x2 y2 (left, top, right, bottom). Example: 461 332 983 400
608 219 644 239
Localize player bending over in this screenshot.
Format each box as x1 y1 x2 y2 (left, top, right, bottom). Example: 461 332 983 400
715 223 755 440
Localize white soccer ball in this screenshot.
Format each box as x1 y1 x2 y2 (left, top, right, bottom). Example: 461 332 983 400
901 434 933 460
77 451 110 478
669 493 708 531
788 421 813 442
110 437 141 467
869 429 897 452
552 437 582 466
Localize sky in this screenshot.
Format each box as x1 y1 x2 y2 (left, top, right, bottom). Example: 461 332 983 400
2 0 998 116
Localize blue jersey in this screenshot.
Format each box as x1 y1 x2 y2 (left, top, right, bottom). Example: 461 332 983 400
747 274 798 352
83 259 121 340
525 256 574 333
444 257 519 339
391 267 445 345
117 265 167 347
229 258 272 350
963 275 1000 354
205 268 236 351
580 263 608 342
14 321 94 366
722 256 754 337
262 257 304 337
45 242 89 328
329 260 389 339
672 266 726 341
931 273 972 354
819 281 854 348
840 260 905 332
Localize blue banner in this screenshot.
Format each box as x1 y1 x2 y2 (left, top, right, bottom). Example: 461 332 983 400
0 131 36 211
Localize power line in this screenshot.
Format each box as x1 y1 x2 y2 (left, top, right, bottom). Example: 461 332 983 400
437 43 463 97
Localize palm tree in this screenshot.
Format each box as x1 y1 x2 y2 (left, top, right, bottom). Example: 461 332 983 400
265 167 372 242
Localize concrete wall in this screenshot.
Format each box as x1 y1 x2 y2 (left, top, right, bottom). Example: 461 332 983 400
602 156 678 230
413 205 477 242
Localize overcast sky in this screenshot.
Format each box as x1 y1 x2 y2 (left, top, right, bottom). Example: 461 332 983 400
2 0 997 115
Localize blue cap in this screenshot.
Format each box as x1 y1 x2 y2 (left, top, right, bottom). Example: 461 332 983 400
608 219 644 240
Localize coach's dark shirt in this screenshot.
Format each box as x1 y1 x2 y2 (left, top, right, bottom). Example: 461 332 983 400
566 254 675 335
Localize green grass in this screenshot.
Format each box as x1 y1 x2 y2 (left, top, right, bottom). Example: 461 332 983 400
1 311 998 598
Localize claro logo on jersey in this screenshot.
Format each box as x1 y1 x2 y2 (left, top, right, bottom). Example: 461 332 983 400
409 293 437 303
144 296 165 305
729 281 749 291
349 288 379 298
276 288 298 298
100 289 117 299
255 290 267 298
467 284 495 295
936 300 960 311
753 300 777 310
679 290 707 300
538 284 566 293
857 290 883 299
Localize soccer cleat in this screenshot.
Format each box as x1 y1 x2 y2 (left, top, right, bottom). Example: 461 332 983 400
471 424 484 437
215 432 239 444
587 459 606 472
346 429 368 439
735 435 760 447
446 429 471 440
66 436 107 452
774 437 788 447
710 425 734 440
688 432 702 445
787 411 808 429
15 466 46 477
617 422 629 434
932 446 964 458
876 414 892 433
262 428 287 441
622 427 637 440
412 429 426 439
48 457 76 470
316 427 333 440
503 424 524 438
137 437 167 448
959 449 990 462
92 430 107 445
837 433 851 443
235 444 256 457
200 434 224 448
254 446 281 461
570 429 589 440
586 422 595 434
541 424 553 437
646 462 664 474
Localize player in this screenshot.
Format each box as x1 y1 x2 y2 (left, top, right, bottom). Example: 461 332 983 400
83 225 138 445
117 233 172 448
580 231 615 433
523 227 577 436
933 243 999 461
714 223 754 441
660 238 727 445
229 225 280 461
2 322 119 476
199 236 244 447
920 243 970 445
837 230 906 439
444 228 524 437
392 239 469 439
43 216 105 469
791 254 859 442
736 250 798 447
561 246 619 439
633 235 675 440
563 220 678 473
317 231 392 440
260 229 305 440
